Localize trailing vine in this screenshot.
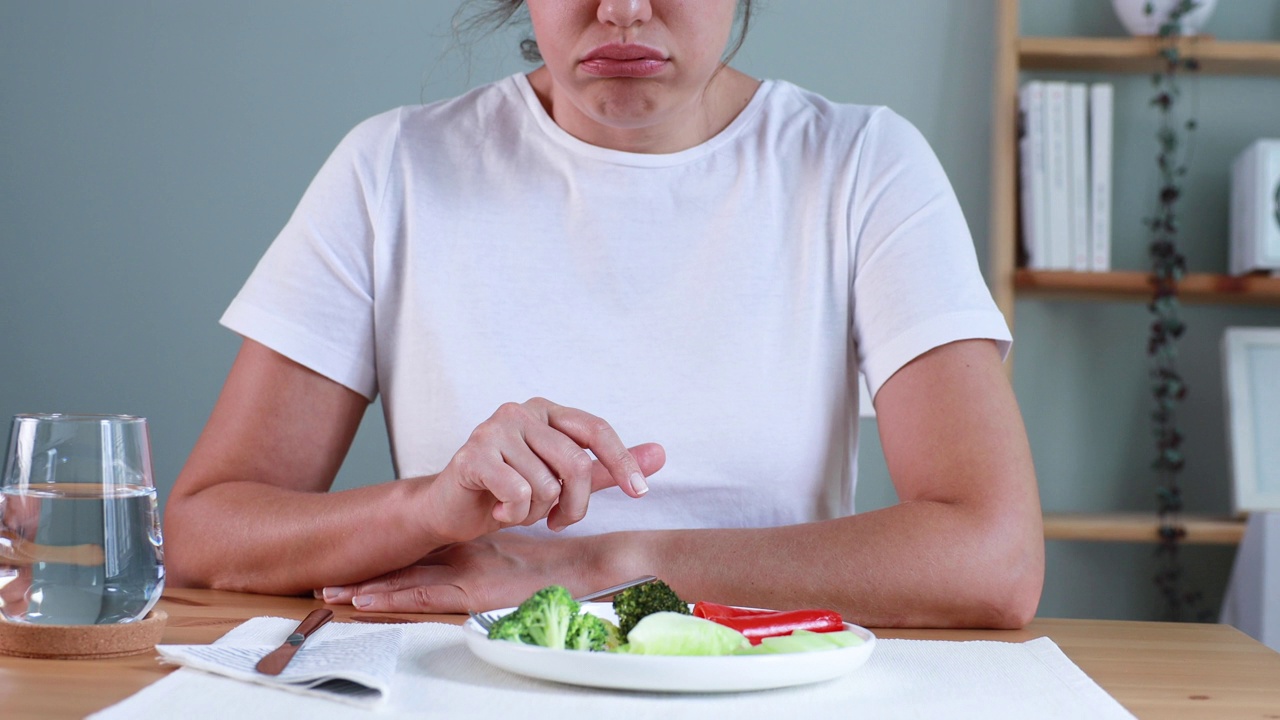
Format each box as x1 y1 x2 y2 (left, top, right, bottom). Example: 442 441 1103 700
1145 0 1210 622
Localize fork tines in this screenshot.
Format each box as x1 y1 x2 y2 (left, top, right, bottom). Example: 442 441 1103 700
469 610 497 631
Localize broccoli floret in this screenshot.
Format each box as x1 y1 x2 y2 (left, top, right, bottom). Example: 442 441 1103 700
564 612 623 652
491 584 580 650
600 617 623 650
612 579 690 638
486 610 530 643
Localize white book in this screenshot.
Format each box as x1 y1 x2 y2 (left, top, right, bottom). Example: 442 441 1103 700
1089 83 1114 272
1018 81 1049 270
1067 83 1091 271
1043 81 1072 270
1231 146 1255 275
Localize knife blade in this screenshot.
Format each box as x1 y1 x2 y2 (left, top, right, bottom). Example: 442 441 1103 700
255 608 334 675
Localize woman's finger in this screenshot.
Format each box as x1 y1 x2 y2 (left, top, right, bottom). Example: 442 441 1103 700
351 581 470 613
586 441 667 493
484 462 535 525
520 421 595 530
321 564 458 605
545 442 666 530
535 400 649 498
498 441 563 525
448 444 534 525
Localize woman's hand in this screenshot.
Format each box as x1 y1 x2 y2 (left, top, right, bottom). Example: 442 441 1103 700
320 399 664 610
318 532 626 612
416 397 664 545
166 342 663 596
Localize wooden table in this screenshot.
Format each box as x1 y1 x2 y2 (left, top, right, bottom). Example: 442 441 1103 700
2 588 1279 719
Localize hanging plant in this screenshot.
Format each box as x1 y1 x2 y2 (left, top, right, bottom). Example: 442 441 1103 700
1144 0 1210 622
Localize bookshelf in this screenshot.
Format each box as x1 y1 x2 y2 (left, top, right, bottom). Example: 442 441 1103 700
1043 513 1244 545
1015 269 1280 305
991 0 1280 544
1020 36 1280 76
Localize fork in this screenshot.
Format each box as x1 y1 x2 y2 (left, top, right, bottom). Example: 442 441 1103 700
469 575 658 632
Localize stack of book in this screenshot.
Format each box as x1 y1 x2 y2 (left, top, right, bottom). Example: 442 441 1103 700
1018 81 1114 272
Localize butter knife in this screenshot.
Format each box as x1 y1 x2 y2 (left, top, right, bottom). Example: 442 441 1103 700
255 608 334 675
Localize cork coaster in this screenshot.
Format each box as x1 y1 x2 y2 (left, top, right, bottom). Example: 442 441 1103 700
0 609 167 659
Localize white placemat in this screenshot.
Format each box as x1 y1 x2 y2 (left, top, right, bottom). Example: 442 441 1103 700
91 619 1135 719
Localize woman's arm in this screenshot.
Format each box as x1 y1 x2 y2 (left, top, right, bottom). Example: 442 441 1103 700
627 338 1039 625
625 338 1044 628
164 339 430 594
335 339 1043 628
163 339 660 596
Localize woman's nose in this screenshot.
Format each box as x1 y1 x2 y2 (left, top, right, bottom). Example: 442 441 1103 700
597 0 653 28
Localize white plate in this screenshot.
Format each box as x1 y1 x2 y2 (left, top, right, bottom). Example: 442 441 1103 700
463 602 876 693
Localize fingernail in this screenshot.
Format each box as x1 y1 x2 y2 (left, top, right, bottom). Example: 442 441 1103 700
630 472 649 495
322 586 344 603
352 595 373 609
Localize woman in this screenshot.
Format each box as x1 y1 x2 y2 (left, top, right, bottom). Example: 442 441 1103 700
164 0 1044 628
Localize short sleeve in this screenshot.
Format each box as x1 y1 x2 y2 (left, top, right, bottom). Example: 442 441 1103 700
850 109 1011 401
219 110 401 400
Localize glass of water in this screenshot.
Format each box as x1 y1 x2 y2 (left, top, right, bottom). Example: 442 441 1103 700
0 414 165 624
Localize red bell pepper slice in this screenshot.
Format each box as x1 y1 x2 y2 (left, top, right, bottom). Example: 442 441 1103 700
692 601 775 620
693 603 845 645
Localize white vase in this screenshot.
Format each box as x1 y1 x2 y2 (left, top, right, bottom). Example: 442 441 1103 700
1111 0 1219 37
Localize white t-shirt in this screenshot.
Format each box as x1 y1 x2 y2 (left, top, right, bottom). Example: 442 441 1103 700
222 74 1010 536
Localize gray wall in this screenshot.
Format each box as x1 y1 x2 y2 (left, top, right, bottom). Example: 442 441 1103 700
3 0 1278 621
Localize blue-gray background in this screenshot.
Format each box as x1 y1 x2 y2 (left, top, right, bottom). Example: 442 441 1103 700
3 0 1279 620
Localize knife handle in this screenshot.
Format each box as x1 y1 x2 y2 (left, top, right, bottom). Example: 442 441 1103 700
289 608 334 645
255 608 335 675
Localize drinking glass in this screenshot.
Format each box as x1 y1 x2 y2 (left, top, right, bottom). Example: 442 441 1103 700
0 414 165 624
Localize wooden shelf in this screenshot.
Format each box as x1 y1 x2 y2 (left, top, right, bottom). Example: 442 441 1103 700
1014 269 1280 305
1019 36 1280 76
1044 512 1245 545
989 1 1274 557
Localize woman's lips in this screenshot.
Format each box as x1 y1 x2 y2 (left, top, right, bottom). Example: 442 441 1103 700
580 44 667 78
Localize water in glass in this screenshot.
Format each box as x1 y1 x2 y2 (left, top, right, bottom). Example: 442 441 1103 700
0 414 165 624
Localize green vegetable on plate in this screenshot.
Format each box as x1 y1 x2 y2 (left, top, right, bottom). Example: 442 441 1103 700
566 611 623 651
733 629 865 655
612 578 690 638
618 612 750 656
487 585 586 650
487 581 861 657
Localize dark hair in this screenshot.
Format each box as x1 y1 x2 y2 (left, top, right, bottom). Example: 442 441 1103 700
454 1 755 65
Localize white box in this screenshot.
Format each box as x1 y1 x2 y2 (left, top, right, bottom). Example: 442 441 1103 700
1230 139 1280 276
1222 327 1280 513
1220 512 1280 653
